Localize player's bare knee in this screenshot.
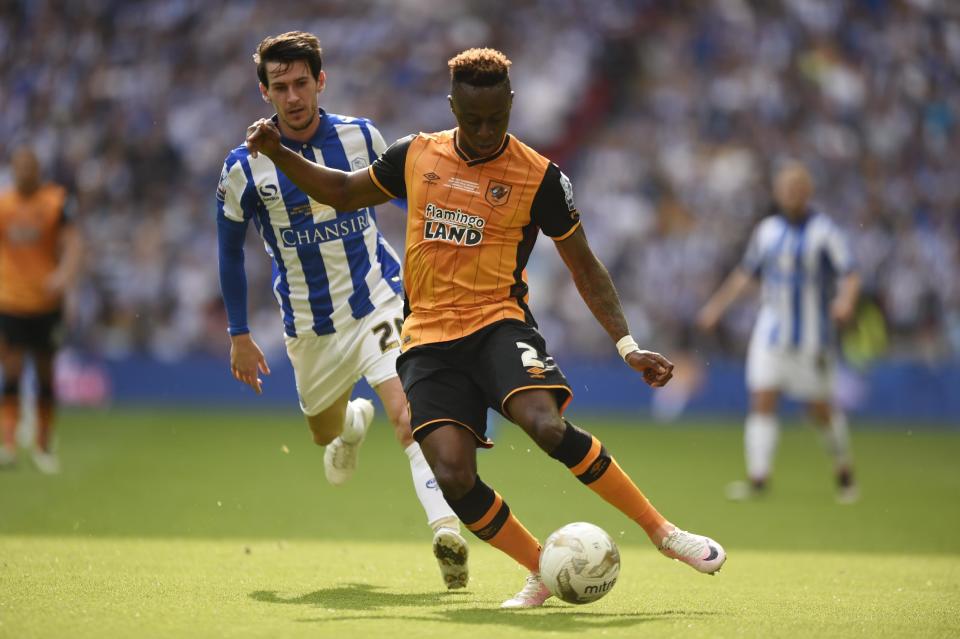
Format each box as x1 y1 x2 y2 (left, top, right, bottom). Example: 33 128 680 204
432 462 474 501
393 423 414 447
524 412 566 452
387 405 414 447
808 402 832 427
751 391 779 415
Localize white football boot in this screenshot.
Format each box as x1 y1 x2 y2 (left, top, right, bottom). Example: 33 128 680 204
432 527 469 589
501 572 552 609
0 447 16 469
836 484 860 505
725 479 766 501
31 449 60 475
323 398 374 486
658 528 726 575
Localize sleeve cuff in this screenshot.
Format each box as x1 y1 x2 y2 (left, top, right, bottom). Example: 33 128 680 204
368 166 399 199
551 220 581 242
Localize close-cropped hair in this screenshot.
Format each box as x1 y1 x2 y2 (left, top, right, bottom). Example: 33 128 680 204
254 31 323 87
448 48 512 87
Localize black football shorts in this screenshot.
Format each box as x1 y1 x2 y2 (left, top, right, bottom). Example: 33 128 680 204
397 319 573 448
0 311 63 352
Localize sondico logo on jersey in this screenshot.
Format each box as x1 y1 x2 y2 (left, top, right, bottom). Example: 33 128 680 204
423 202 485 246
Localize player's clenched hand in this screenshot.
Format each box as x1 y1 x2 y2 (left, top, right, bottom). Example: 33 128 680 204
625 350 674 388
245 118 281 159
230 334 271 394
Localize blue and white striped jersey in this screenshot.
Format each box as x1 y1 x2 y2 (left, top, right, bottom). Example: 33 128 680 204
742 210 855 353
216 110 402 338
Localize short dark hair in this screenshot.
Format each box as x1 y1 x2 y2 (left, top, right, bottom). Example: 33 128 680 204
448 48 511 88
253 31 323 88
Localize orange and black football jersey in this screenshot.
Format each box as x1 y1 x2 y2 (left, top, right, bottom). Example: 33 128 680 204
0 183 72 314
369 129 580 350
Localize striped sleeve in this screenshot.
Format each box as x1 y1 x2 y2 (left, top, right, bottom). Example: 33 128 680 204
741 223 766 277
370 135 413 199
368 123 388 156
216 151 255 336
217 154 254 222
823 220 856 274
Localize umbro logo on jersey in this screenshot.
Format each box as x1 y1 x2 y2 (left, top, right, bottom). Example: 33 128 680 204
351 157 368 170
423 172 440 182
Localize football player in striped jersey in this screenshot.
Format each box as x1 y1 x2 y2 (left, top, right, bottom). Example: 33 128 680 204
698 162 861 503
216 32 468 589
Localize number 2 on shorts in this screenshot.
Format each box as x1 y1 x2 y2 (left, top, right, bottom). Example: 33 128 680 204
372 318 405 353
516 341 545 368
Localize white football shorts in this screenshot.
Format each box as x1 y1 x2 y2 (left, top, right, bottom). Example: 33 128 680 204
284 295 404 416
746 338 835 401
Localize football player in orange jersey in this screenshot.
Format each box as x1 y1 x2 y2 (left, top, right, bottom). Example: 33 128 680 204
245 48 726 607
0 146 83 473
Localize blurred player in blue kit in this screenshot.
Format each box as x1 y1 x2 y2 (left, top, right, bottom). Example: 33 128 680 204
215 32 469 588
699 162 861 503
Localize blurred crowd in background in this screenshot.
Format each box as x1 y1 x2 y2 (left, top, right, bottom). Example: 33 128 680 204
1 0 957 364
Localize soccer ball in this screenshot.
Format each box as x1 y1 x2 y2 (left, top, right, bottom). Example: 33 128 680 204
539 522 620 604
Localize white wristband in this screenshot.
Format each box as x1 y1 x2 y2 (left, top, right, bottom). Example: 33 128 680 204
616 335 640 361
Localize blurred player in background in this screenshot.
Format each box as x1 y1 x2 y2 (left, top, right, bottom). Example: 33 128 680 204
216 32 469 590
246 47 726 608
698 162 861 503
0 146 83 474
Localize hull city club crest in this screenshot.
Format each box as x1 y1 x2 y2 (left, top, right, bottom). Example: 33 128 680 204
485 180 513 207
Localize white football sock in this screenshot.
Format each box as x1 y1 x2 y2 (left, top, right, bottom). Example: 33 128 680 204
817 411 852 469
745 413 779 481
339 401 362 444
404 442 458 531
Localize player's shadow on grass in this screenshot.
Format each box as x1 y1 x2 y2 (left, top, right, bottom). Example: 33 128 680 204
294 608 721 632
250 583 463 611
252 584 721 632
423 607 720 632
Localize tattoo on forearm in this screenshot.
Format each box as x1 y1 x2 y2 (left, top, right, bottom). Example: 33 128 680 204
572 261 630 342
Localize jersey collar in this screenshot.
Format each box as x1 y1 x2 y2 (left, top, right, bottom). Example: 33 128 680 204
778 206 815 229
273 108 331 150
453 129 511 166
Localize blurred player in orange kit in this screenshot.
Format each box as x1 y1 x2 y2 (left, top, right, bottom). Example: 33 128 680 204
246 48 726 608
0 146 83 474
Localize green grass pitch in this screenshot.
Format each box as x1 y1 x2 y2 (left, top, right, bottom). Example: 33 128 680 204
1 408 958 638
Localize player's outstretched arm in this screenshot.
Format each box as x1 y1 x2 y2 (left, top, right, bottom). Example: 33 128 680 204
46 223 84 295
245 118 388 212
696 268 754 332
554 226 673 387
831 272 861 325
